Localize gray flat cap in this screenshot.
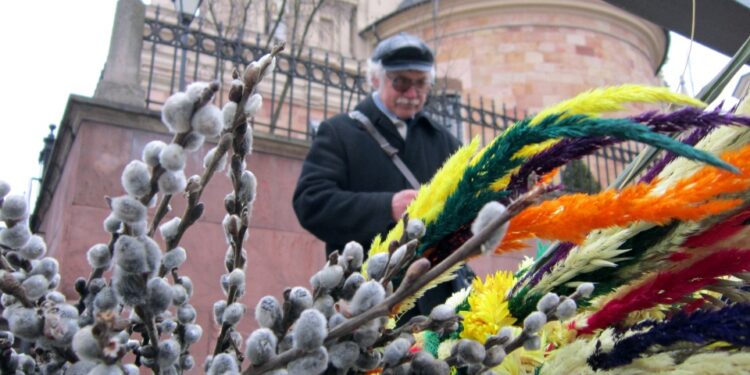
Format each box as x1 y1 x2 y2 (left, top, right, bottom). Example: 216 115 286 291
371 32 434 72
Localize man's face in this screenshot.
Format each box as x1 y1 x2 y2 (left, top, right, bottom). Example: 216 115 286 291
377 70 431 119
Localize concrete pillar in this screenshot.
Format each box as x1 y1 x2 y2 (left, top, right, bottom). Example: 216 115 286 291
94 0 146 107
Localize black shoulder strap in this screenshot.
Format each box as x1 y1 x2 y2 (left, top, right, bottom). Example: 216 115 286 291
349 110 420 189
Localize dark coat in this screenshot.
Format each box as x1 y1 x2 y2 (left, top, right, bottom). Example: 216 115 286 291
293 96 464 318
293 96 461 254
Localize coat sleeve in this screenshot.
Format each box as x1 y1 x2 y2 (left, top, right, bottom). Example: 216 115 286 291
293 121 395 249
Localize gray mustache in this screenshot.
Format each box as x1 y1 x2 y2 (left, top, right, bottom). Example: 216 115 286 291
395 98 420 106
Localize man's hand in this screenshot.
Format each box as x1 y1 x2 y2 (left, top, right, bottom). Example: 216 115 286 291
391 189 418 220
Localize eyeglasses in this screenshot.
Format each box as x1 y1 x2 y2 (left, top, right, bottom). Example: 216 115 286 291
387 74 431 93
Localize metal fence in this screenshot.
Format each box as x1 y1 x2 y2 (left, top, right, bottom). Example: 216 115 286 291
141 10 642 190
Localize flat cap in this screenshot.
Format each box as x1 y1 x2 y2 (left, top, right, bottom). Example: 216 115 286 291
371 32 434 72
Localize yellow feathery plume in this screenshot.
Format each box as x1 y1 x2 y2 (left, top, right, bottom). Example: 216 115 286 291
408 137 481 224
394 262 464 316
367 138 481 258
459 271 517 343
531 85 705 125
483 85 706 192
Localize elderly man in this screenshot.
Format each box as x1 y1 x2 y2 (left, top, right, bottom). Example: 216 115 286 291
293 33 466 317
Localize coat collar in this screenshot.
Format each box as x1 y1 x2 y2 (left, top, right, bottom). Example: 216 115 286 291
354 95 439 133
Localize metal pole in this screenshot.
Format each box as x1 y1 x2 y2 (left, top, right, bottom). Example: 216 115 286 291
179 21 189 91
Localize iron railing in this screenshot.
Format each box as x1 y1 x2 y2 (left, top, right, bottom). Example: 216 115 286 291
140 10 643 191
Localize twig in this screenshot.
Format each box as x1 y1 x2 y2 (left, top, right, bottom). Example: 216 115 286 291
242 186 547 374
213 43 285 358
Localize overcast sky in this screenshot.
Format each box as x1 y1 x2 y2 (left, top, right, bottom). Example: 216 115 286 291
0 0 748 205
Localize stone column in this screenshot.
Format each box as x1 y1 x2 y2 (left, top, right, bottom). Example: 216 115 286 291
94 0 146 107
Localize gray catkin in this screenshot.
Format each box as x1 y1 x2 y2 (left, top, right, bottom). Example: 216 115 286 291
429 304 456 322
111 196 147 224
342 241 364 271
162 247 187 271
141 236 162 275
292 309 327 351
207 353 239 375
329 341 360 370
157 339 181 368
180 355 195 370
287 346 328 375
245 328 277 365
312 265 343 291
213 300 227 325
183 131 205 151
159 144 187 171
102 213 122 233
177 304 197 324
171 284 189 306
30 257 59 280
161 92 193 134
523 311 547 334
1 195 28 221
456 339 486 364
123 364 140 375
313 294 335 318
0 180 10 198
183 324 203 345
244 93 263 117
114 235 148 273
0 223 31 249
93 286 119 312
121 160 151 198
19 234 46 260
349 281 385 316
523 335 541 351
46 291 66 304
222 303 245 326
158 170 187 195
6 307 43 340
406 219 426 240
204 146 228 172
288 287 313 319
238 170 257 204
186 82 210 102
228 268 245 289
112 266 147 306
159 218 182 245
366 253 388 280
355 350 382 371
147 277 173 314
191 104 223 137
384 338 411 366
21 274 49 300
86 244 112 270
64 360 97 375
179 276 194 297
340 272 365 300
536 293 560 314
328 313 346 330
555 298 577 320
470 201 510 254
222 102 238 130
142 140 167 167
255 295 282 329
89 364 125 375
71 326 102 361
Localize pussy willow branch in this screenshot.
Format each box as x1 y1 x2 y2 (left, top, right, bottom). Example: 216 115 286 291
213 43 285 357
243 185 547 374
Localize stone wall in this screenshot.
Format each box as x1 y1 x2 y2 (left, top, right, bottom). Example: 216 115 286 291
368 0 667 112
